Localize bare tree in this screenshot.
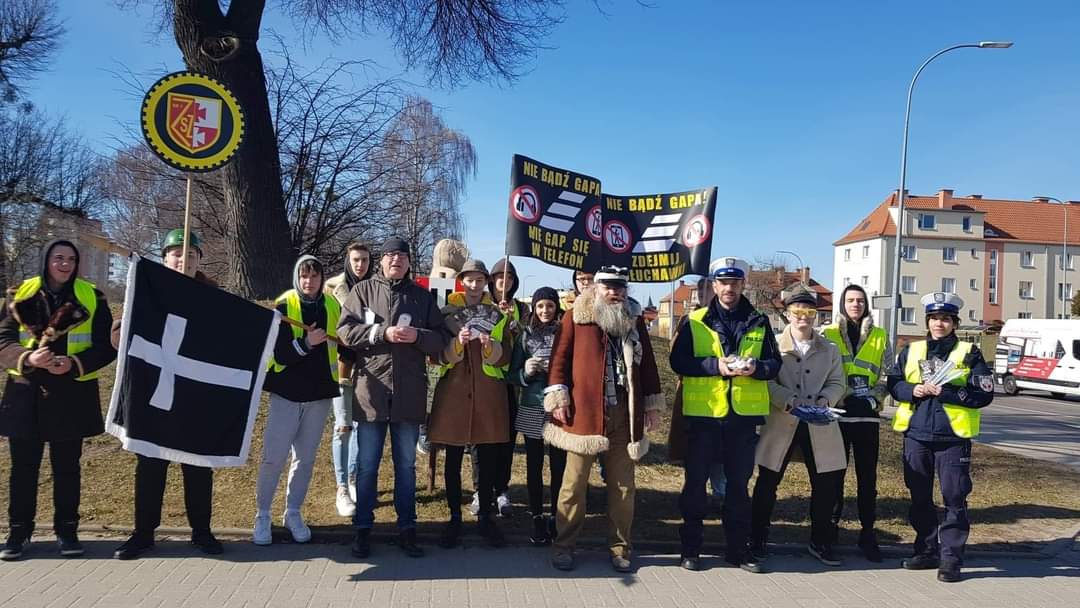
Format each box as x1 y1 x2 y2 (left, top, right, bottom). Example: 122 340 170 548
0 0 64 105
117 0 565 297
372 98 475 274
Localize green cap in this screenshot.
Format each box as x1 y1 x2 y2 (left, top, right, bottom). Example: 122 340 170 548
162 228 202 256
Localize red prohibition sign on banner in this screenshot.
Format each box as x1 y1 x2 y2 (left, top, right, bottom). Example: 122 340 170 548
603 220 633 253
681 214 711 248
586 205 603 241
509 185 541 224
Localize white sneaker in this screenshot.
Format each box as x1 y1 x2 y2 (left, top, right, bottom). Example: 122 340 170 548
253 513 272 546
348 475 357 503
497 492 513 518
336 485 356 517
468 492 481 516
283 511 312 543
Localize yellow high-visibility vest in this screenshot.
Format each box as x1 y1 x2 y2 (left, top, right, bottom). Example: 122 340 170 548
681 306 770 417
268 290 340 382
893 339 980 438
823 324 886 385
9 276 99 381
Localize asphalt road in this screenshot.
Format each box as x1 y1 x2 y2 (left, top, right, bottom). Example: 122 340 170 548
977 391 1080 469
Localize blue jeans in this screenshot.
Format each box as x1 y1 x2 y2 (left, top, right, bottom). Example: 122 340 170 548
353 420 419 530
331 395 358 487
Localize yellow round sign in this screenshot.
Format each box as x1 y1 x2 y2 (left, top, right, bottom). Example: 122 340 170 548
141 71 245 172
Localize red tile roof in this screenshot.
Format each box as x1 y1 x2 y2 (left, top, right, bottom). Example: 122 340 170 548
834 191 1080 246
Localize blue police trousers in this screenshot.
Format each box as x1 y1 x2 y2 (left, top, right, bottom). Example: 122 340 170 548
902 436 973 566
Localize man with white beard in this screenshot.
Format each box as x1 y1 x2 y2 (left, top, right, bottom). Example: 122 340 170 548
543 266 664 573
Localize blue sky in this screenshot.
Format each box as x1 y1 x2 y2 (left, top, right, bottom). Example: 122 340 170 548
25 0 1080 305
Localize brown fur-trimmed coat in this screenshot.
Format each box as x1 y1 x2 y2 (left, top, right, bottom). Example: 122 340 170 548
542 288 664 460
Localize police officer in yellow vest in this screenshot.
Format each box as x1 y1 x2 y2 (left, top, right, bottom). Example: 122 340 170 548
887 292 993 583
0 240 116 560
823 284 893 562
669 257 782 573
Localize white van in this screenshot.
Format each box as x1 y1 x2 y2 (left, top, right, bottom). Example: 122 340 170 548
994 318 1080 397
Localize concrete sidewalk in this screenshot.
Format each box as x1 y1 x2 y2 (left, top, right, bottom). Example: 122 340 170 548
0 533 1077 608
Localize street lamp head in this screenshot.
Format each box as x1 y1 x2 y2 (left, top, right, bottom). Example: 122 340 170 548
978 41 1014 48
1033 196 1063 204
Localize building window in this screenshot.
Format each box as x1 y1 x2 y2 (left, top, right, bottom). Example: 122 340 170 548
989 249 998 304
901 307 915 324
843 277 851 287
862 245 870 258
918 213 936 230
969 310 977 321
1019 281 1034 299
1060 254 1075 270
970 278 978 291
901 276 917 293
1022 251 1034 268
962 216 972 232
1058 283 1074 300
844 248 851 261
1018 312 1033 319
942 278 956 293
971 248 978 259
861 275 869 286
901 244 917 261
943 247 956 262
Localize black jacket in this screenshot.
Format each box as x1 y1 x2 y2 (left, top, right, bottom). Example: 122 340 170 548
669 295 782 425
0 286 115 441
887 334 993 442
263 294 341 402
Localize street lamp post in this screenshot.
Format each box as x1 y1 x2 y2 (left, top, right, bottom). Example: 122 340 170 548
887 41 1013 348
776 250 805 275
1034 197 1068 318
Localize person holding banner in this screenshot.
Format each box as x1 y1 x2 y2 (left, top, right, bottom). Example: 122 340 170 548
428 259 513 548
668 257 781 573
113 229 225 560
337 237 449 559
0 240 116 560
253 255 340 545
323 241 372 518
508 286 567 545
544 266 664 573
888 292 993 583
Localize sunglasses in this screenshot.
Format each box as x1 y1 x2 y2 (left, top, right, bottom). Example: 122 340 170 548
787 308 817 319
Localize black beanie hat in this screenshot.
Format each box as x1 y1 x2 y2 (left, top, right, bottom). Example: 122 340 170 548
380 236 410 256
532 286 560 311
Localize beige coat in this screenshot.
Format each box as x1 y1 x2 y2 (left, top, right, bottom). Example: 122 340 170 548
754 325 847 474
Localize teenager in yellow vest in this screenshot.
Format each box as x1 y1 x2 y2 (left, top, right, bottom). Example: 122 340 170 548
887 292 993 583
669 257 782 574
254 255 341 546
0 240 115 561
823 284 893 562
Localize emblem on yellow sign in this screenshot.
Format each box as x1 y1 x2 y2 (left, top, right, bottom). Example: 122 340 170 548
141 71 244 172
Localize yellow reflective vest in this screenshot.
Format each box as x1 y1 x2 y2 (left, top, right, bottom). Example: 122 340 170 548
9 276 99 381
681 306 770 417
823 324 887 385
893 339 981 439
268 290 340 382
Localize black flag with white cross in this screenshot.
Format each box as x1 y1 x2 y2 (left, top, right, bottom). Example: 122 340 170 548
106 255 279 468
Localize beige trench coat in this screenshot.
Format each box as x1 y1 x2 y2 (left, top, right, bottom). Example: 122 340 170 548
754 325 847 474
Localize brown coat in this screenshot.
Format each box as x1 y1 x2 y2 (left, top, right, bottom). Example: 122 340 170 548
542 288 665 460
754 325 847 474
427 295 512 446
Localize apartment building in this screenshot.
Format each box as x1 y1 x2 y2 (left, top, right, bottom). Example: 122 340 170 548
834 189 1079 338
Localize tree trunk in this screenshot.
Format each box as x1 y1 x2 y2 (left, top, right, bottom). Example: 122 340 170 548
172 0 294 298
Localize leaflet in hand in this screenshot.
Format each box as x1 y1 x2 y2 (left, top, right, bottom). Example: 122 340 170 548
525 324 556 361
918 358 965 387
452 304 503 338
790 404 845 425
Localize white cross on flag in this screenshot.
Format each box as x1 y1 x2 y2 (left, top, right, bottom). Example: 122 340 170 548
106 256 280 467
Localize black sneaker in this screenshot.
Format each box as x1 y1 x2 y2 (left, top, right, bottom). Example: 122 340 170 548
902 553 940 570
726 553 764 574
858 528 883 563
57 532 84 557
438 519 462 549
937 562 962 583
351 528 371 558
680 555 701 571
809 542 842 566
530 515 551 547
191 529 223 555
113 533 154 560
398 529 424 558
1 525 32 561
477 516 505 548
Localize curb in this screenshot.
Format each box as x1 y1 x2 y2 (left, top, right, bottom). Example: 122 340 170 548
6 523 1056 561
